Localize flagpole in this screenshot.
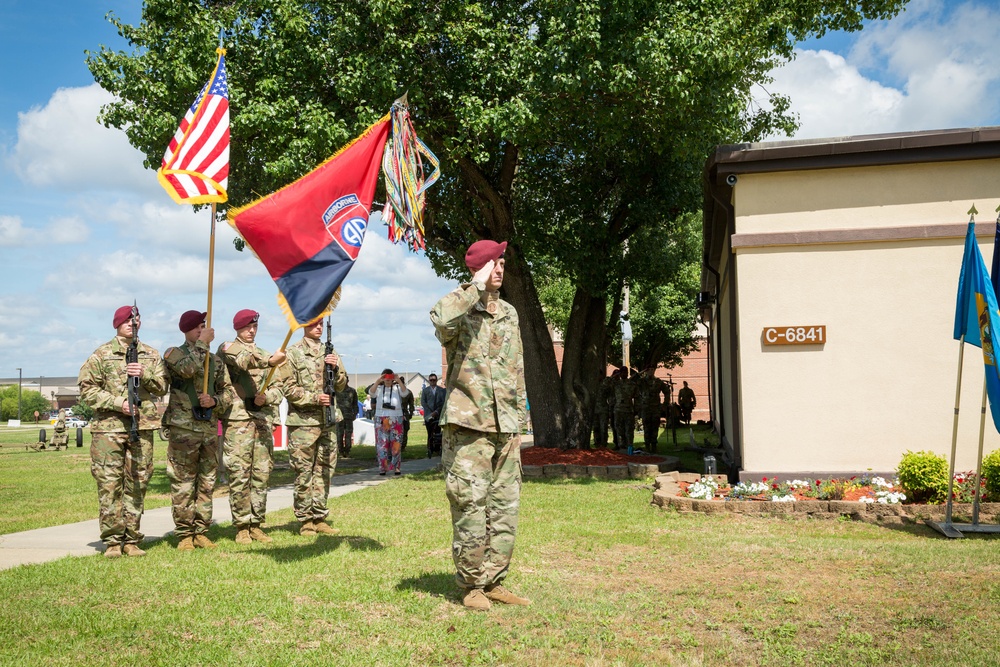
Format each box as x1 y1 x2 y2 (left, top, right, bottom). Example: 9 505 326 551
973 381 987 525
259 328 295 392
203 203 218 393
945 335 965 526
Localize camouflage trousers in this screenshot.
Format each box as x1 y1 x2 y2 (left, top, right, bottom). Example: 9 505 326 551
441 425 522 590
641 410 660 451
90 430 154 547
223 418 273 529
166 426 219 538
335 420 353 454
287 425 337 523
592 410 610 448
614 410 635 450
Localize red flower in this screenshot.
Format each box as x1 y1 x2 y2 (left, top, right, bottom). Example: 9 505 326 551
762 477 768 482
772 483 779 490
815 480 821 486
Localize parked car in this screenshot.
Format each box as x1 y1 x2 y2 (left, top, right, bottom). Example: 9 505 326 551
65 417 88 428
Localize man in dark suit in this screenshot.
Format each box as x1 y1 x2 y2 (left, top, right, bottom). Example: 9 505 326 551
420 373 446 457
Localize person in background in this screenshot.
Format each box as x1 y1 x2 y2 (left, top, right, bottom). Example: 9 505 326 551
370 369 405 475
336 382 359 457
78 305 169 558
399 376 415 451
678 381 697 425
421 373 446 457
613 367 636 453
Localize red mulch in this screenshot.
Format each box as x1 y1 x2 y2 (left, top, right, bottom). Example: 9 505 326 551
521 447 666 466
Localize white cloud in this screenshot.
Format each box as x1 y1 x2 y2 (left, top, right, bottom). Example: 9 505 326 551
0 214 29 246
768 0 1000 140
7 83 155 193
0 213 89 246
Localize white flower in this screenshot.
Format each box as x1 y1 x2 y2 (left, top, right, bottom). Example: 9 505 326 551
871 476 893 489
875 490 906 504
859 496 875 504
771 494 795 502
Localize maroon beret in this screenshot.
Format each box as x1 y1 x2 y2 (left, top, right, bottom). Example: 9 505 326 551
113 305 138 329
465 240 507 272
233 309 260 330
178 310 207 333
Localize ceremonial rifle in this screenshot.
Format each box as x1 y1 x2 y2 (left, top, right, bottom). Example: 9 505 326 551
324 317 337 425
125 303 141 443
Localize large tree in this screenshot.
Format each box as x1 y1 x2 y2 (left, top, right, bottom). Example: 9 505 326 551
88 0 906 447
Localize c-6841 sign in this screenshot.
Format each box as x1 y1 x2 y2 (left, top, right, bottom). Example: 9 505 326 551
762 325 826 345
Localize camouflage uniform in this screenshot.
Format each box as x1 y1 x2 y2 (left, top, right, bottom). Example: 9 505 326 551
635 373 668 452
613 375 637 451
282 336 347 525
163 340 232 539
218 339 284 531
431 281 526 591
335 385 358 457
52 413 68 449
78 337 168 548
591 375 614 448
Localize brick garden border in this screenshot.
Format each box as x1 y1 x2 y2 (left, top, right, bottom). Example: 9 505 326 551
651 471 1000 525
522 457 680 481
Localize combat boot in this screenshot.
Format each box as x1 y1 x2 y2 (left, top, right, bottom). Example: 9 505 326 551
249 527 273 543
299 520 317 536
122 544 146 557
462 588 491 611
193 535 217 549
235 529 252 545
177 537 195 551
484 583 531 606
104 545 122 559
313 521 340 536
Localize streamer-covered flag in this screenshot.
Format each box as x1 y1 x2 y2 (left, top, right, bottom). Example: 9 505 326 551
157 48 230 204
228 117 391 328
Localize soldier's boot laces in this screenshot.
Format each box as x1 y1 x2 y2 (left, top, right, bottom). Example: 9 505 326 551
235 529 252 545
177 537 195 552
193 535 217 549
249 527 273 543
104 545 122 559
484 584 531 606
462 588 492 611
313 521 340 536
122 544 146 557
299 521 317 536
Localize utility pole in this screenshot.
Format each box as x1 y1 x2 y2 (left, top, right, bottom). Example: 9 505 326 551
16 367 22 422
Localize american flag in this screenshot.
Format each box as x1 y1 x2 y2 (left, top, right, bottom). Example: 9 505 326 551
157 49 230 204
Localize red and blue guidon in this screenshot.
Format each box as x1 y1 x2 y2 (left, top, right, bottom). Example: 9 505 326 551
228 117 391 328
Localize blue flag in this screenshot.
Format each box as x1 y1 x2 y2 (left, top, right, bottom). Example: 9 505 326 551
954 221 1000 432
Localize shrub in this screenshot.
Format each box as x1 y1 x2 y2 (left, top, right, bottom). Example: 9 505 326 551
896 450 948 503
982 450 1000 498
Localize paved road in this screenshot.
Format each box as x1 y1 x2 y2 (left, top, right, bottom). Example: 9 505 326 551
0 457 441 571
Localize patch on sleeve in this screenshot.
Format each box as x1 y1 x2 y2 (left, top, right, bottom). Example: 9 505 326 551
221 341 234 352
164 347 181 362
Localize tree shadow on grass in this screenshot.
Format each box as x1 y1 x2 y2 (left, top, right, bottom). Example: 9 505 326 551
523 476 603 486
395 571 458 602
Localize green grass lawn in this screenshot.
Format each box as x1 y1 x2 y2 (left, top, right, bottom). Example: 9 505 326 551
0 425 434 535
2 469 1000 666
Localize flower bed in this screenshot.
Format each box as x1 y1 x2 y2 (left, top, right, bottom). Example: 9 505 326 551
520 447 679 480
651 471 1000 525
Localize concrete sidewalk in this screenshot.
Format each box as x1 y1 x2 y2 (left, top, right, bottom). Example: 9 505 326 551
0 456 441 572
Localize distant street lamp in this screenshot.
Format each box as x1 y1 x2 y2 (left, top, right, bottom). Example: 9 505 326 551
16 367 22 422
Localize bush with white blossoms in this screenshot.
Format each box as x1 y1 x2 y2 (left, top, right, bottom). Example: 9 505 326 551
686 476 720 500
728 481 768 499
876 490 906 504
771 494 795 502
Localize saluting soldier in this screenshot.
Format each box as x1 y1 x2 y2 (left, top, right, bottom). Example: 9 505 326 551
431 239 530 611
281 317 348 536
78 305 168 558
217 309 286 545
636 366 669 453
163 310 233 551
335 383 359 457
613 367 637 452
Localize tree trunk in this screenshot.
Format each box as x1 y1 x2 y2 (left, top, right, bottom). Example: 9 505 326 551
558 288 609 449
500 244 566 448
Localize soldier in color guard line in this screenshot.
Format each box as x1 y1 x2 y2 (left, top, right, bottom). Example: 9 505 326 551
162 310 233 552
78 305 169 558
281 317 348 536
217 309 287 545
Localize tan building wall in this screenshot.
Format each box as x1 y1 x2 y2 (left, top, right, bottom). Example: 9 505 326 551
703 129 1000 479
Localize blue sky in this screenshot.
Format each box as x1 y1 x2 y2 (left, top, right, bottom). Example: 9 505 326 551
2 0 1000 382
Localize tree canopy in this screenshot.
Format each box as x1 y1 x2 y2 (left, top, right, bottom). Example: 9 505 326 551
88 0 907 447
